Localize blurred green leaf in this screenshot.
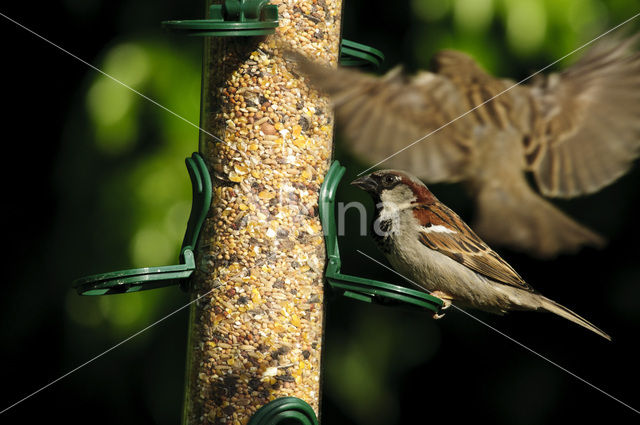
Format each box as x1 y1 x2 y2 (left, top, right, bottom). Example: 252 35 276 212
454 0 495 33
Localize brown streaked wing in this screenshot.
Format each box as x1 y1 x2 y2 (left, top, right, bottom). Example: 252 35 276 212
414 204 532 291
289 52 474 183
526 34 640 198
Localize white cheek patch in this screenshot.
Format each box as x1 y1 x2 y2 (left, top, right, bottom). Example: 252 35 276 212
380 186 416 206
423 224 457 234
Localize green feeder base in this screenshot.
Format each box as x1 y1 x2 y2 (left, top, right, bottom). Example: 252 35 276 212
319 161 443 313
248 397 318 425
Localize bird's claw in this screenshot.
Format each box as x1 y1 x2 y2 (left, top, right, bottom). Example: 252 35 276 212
432 294 452 319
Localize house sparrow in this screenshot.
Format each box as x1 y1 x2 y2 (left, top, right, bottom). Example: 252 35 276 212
289 34 640 258
351 169 611 340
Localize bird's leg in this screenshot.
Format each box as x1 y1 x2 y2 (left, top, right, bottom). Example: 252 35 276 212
431 291 453 319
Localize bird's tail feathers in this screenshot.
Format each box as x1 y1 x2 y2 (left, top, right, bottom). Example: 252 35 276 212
473 183 605 258
539 296 611 341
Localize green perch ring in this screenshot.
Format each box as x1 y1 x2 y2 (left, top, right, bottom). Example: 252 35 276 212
339 39 385 68
248 397 318 425
162 0 279 37
73 153 212 295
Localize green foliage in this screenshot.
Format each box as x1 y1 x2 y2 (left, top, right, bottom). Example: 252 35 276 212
409 0 629 73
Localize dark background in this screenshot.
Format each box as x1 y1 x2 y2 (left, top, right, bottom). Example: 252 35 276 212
1 1 639 424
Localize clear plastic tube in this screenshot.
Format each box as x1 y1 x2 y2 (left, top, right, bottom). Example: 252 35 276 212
183 1 342 423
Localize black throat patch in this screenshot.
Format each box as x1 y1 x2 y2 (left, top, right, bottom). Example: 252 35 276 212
371 213 394 254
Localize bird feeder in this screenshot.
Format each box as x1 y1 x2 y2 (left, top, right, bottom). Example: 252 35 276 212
74 1 441 424
175 1 342 422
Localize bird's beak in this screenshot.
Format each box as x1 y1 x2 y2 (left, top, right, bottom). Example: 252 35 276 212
350 174 378 192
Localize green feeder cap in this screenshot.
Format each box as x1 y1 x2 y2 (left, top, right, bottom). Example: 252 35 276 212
319 161 443 313
248 397 318 425
339 39 385 69
162 0 279 37
73 153 212 295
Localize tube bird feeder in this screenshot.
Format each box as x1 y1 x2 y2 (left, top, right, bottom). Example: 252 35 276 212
180 1 342 423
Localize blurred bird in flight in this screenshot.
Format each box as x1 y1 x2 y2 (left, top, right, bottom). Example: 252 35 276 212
288 33 640 258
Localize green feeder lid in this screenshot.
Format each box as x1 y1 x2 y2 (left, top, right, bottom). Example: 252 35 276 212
248 397 318 425
162 0 279 37
339 39 385 68
319 161 443 313
73 152 212 295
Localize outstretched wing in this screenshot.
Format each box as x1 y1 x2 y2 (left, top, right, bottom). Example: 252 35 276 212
288 51 475 183
413 203 532 291
526 34 640 198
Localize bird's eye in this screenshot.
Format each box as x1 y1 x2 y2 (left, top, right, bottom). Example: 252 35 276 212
382 175 398 187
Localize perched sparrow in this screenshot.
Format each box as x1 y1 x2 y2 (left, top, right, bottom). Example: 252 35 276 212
290 34 640 258
351 169 611 340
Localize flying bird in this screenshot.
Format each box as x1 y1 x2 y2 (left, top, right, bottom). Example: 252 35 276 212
351 169 611 340
289 34 640 258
